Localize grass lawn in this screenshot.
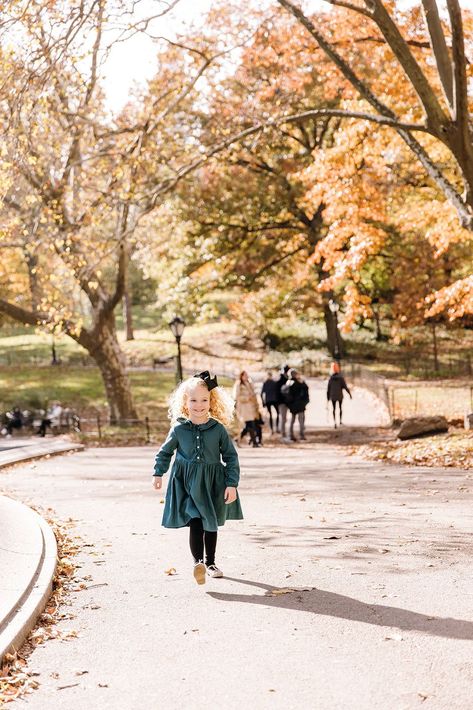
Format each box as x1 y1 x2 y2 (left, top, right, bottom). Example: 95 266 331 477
389 383 473 421
0 366 176 443
0 364 177 414
0 364 235 446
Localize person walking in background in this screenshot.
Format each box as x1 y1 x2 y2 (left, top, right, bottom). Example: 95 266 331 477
261 371 279 435
276 364 290 438
233 370 260 448
282 369 310 441
327 362 352 428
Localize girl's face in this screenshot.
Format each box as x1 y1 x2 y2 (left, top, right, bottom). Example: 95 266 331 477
186 384 210 423
241 371 248 383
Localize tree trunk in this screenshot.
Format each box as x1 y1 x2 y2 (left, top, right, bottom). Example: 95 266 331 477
79 318 138 424
432 322 439 372
123 288 134 341
373 306 383 341
323 302 343 359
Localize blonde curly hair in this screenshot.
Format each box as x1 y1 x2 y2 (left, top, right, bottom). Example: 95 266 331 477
168 376 235 426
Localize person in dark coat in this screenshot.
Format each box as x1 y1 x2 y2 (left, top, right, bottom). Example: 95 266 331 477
282 369 310 441
275 364 290 437
327 362 352 428
5 407 24 437
261 371 279 435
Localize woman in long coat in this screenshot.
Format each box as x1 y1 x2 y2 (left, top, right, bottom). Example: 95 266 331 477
233 371 260 447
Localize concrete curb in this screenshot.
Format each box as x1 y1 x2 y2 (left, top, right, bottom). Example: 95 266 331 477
0 497 58 663
0 440 84 470
0 440 83 663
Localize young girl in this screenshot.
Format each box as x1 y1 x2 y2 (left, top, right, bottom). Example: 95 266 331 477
152 371 243 585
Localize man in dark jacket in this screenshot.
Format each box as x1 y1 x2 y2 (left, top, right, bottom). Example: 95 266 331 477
275 364 290 437
327 365 352 428
261 371 279 434
282 369 310 441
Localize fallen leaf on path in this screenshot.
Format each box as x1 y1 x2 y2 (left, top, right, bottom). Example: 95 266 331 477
61 630 78 641
268 588 296 595
266 587 314 596
384 634 403 641
323 536 341 540
165 567 177 576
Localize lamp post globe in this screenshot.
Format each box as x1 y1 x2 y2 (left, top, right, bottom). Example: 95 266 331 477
168 316 186 382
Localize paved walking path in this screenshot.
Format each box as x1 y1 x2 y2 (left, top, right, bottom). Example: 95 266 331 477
305 378 389 428
1 431 472 708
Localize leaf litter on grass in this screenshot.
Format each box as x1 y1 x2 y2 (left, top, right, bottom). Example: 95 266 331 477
355 430 473 469
0 508 82 705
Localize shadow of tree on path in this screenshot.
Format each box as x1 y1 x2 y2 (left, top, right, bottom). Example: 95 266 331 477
207 577 473 641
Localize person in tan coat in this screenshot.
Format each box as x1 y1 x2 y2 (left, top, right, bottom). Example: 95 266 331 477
233 371 260 447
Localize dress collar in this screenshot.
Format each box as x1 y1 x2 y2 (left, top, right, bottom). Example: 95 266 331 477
177 417 218 431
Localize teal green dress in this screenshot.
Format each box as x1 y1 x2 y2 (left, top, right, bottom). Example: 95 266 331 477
153 417 243 532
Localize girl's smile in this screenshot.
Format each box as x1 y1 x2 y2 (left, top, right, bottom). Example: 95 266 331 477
186 385 210 424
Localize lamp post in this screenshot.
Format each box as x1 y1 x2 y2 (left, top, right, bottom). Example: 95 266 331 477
328 299 342 361
169 316 186 383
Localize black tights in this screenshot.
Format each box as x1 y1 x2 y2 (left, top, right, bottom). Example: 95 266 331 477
331 399 343 424
189 518 217 566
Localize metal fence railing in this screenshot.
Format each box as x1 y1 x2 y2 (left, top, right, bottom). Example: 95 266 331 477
349 363 392 422
387 384 473 422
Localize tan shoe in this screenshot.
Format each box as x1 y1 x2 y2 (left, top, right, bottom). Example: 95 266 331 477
193 561 206 585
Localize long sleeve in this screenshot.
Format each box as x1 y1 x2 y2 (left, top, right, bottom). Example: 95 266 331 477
341 377 351 397
303 383 310 404
153 427 178 477
219 425 240 487
261 382 267 405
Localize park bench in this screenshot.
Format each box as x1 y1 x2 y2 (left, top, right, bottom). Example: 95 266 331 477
152 355 175 369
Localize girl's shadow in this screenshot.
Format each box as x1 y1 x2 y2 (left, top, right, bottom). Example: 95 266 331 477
207 577 473 641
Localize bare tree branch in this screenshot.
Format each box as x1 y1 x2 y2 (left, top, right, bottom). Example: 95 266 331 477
0 298 48 326
325 0 372 18
421 0 454 111
366 0 449 132
276 0 473 228
446 0 469 129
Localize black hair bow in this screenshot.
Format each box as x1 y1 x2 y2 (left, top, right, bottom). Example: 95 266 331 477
195 370 218 390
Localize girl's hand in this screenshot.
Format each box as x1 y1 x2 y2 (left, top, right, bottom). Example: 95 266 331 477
224 486 237 504
153 477 162 490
